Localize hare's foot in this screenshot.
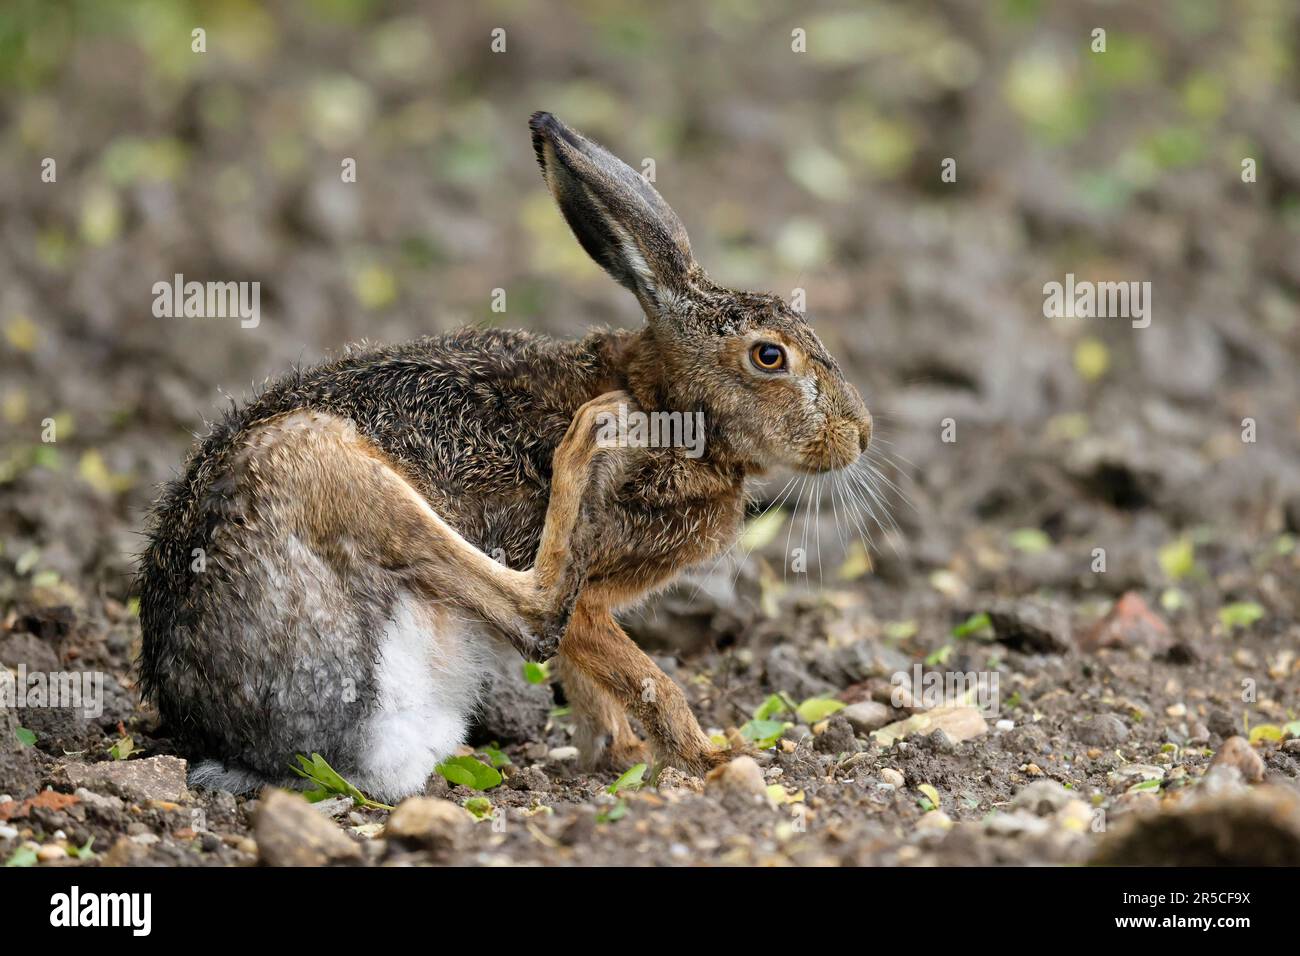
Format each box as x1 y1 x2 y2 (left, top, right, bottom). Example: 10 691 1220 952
556 656 650 771
558 597 724 777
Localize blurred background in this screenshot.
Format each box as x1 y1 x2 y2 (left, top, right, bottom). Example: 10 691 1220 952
1 0 1298 632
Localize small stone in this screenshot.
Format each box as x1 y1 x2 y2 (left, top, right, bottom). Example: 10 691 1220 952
1055 798 1094 832
1107 765 1165 792
310 795 354 818
880 768 905 788
1210 736 1264 784
1080 592 1172 654
1013 779 1072 816
383 796 471 853
995 719 1015 732
921 729 956 754
1207 709 1236 740
988 599 1073 653
985 811 1051 838
1092 785 1300 866
1283 740 1300 755
37 844 67 862
840 701 892 734
1199 764 1247 797
1078 714 1129 746
129 832 160 846
254 789 363 867
60 756 190 804
705 756 767 801
546 746 579 762
1188 723 1210 745
505 764 551 792
873 706 988 747
1111 790 1161 816
915 810 952 833
0 825 18 840
1166 702 1186 718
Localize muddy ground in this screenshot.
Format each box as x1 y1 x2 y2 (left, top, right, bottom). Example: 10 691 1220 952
2 2 1299 866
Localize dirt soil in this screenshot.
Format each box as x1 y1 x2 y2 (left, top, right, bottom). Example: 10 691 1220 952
2 2 1299 866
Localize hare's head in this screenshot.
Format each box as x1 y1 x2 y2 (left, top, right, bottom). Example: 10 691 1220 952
530 111 871 474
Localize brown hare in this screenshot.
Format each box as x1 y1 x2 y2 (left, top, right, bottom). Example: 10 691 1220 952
137 112 872 800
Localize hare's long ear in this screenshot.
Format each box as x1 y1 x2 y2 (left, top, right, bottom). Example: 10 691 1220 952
530 111 697 317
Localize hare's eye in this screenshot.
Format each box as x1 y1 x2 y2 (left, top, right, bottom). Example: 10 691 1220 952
750 342 787 372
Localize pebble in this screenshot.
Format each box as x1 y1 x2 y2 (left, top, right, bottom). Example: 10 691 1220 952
880 768 905 788
1012 779 1072 817
1284 739 1300 755
873 705 988 747
705 756 767 800
1210 735 1264 784
37 844 67 861
60 756 190 804
995 719 1015 732
915 810 952 833
129 832 160 846
1078 713 1129 746
546 746 579 762
1107 764 1165 792
253 789 363 866
505 764 551 792
0 825 18 840
384 796 472 853
840 701 893 734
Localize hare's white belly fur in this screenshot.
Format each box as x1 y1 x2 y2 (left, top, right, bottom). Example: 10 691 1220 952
355 593 496 799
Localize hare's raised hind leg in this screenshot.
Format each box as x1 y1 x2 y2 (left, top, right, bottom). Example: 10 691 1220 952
235 393 632 660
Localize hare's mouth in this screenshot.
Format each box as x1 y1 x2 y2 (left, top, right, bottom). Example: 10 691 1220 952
797 418 870 472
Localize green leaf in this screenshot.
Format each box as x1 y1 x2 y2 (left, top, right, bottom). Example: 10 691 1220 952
752 693 794 721
796 697 845 723
1009 528 1051 554
463 797 492 820
952 612 992 640
435 755 502 791
108 735 134 760
4 846 38 868
1219 601 1264 632
1248 724 1284 745
290 752 392 810
739 719 790 749
925 644 954 666
917 783 941 810
522 661 549 685
14 726 36 747
1159 537 1196 581
883 620 918 641
69 837 96 860
607 763 647 795
596 799 628 824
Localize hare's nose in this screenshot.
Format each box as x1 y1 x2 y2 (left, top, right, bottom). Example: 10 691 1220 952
857 411 873 453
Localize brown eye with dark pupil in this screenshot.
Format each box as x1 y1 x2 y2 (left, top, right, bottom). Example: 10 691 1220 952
751 342 786 371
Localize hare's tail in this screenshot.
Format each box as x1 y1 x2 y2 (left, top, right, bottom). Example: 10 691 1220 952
188 759 280 795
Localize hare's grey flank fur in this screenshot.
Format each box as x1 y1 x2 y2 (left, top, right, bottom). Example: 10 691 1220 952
137 112 872 801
